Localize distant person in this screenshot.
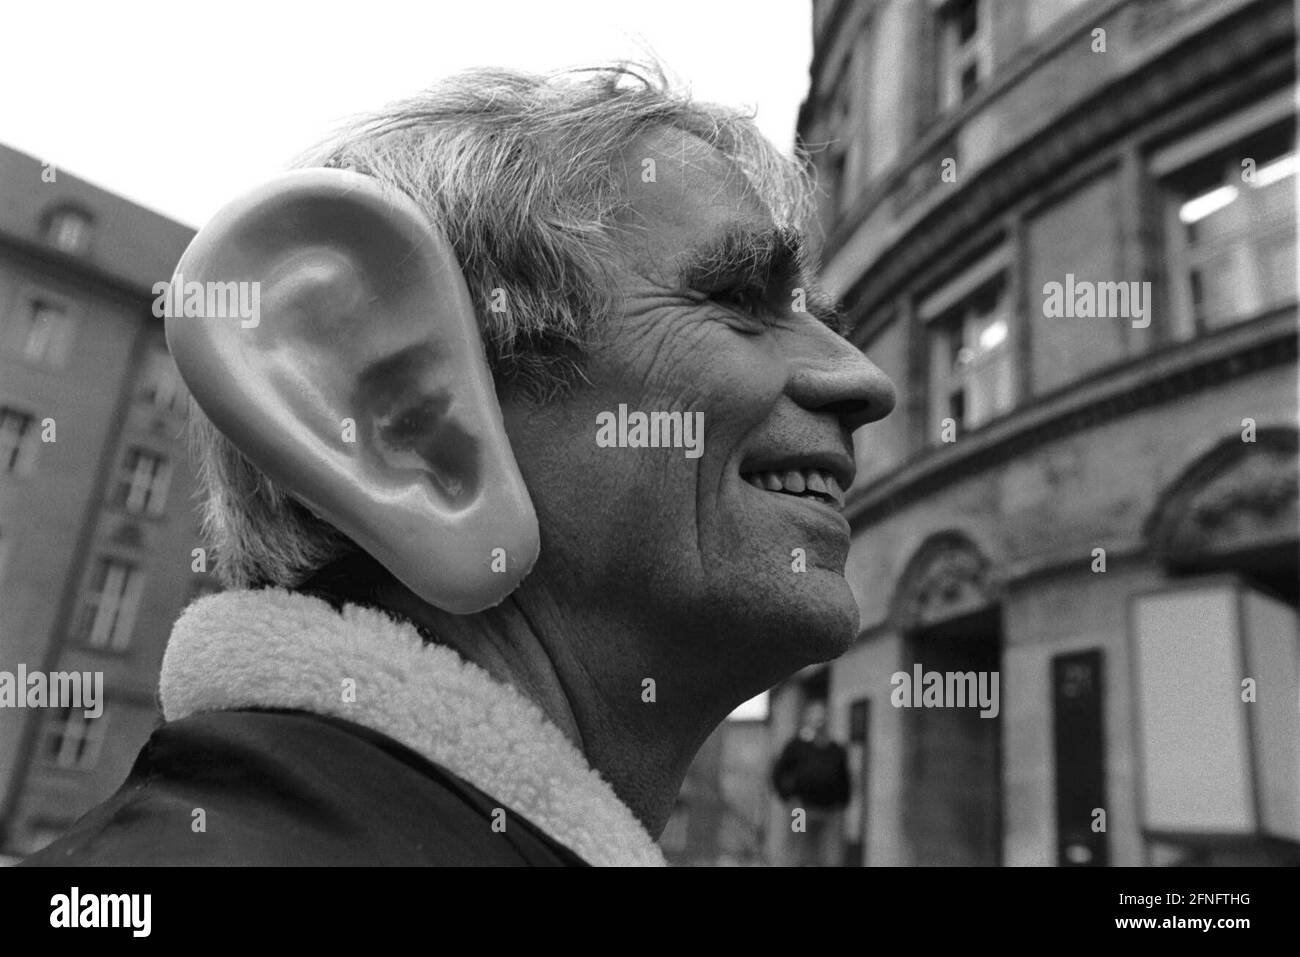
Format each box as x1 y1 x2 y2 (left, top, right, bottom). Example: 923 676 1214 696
772 701 850 866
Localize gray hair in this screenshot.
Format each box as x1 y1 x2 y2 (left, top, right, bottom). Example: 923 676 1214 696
189 62 818 590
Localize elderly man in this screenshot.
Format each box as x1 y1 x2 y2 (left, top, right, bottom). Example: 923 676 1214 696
26 64 892 867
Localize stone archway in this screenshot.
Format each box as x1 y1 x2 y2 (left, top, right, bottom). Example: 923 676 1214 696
1146 426 1298 601
891 530 998 631
891 530 1003 865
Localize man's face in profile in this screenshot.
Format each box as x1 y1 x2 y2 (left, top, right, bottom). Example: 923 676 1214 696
498 128 893 697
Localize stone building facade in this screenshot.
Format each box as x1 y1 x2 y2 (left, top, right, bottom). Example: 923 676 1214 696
0 144 209 857
770 0 1298 866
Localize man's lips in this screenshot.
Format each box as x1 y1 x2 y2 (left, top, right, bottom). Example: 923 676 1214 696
738 449 855 510
740 466 845 508
739 472 853 542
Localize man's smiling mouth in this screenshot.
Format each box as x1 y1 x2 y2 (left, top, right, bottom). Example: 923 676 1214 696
741 468 846 509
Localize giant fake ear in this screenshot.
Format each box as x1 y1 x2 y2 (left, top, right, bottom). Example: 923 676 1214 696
164 168 539 614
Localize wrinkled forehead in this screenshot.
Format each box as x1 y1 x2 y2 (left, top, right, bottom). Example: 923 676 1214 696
613 127 774 275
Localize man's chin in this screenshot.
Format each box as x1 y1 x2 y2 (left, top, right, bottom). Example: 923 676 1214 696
803 604 860 663
754 575 860 665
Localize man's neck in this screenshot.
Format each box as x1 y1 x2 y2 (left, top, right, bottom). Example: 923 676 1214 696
298 554 731 837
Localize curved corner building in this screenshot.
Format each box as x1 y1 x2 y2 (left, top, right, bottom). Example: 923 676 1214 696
773 0 1298 866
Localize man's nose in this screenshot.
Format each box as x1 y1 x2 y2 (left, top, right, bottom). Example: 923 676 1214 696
788 328 896 432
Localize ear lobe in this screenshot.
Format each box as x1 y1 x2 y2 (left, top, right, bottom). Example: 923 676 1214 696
165 168 539 614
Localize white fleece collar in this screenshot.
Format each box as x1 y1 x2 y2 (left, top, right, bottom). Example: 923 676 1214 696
159 588 666 867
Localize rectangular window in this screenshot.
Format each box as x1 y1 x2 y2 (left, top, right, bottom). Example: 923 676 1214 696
47 209 94 255
138 348 187 415
928 276 1013 439
939 0 991 111
77 557 145 650
112 448 172 515
44 708 109 770
15 296 75 368
1163 120 1296 332
844 26 872 195
0 407 39 476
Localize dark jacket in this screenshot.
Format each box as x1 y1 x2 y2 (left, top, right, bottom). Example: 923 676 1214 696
771 737 851 810
24 709 587 866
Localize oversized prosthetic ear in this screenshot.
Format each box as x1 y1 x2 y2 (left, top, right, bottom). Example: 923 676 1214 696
165 168 539 614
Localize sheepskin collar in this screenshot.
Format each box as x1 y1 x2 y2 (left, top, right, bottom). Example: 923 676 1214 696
159 587 666 867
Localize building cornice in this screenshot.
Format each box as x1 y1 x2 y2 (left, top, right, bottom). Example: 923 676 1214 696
846 308 1298 530
0 232 159 310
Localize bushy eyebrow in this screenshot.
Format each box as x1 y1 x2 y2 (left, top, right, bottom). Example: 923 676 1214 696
675 224 849 335
677 224 804 289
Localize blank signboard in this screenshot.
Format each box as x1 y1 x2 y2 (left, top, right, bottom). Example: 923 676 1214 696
1131 585 1254 834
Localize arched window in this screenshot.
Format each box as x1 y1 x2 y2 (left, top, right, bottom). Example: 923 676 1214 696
891 529 996 630
1145 426 1298 602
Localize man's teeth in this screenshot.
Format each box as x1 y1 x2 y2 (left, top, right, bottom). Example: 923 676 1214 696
745 468 844 507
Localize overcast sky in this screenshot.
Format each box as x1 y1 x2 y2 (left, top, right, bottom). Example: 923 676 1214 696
2 0 813 230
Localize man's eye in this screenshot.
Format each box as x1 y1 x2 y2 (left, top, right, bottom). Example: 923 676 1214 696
711 286 768 320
